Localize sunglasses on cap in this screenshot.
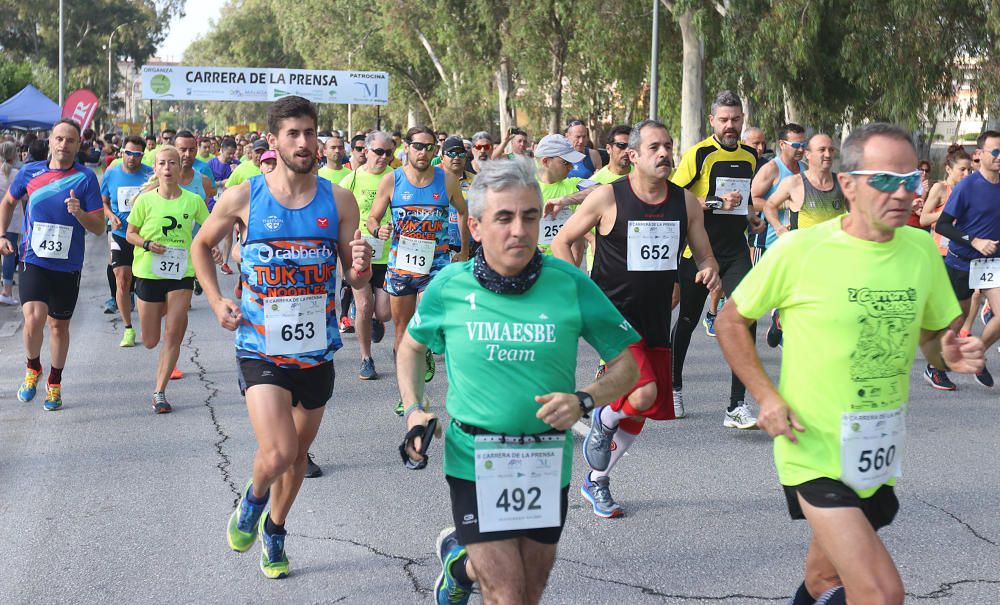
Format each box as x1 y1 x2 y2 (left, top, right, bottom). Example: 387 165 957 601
123 150 143 158
566 120 584 128
445 150 467 158
609 141 628 150
409 142 435 152
781 140 806 150
848 170 923 193
369 148 394 156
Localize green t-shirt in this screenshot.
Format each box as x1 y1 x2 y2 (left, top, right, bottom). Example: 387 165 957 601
127 189 210 280
225 161 262 188
730 218 960 497
141 146 161 167
339 167 392 264
407 256 640 485
537 177 582 255
591 165 631 184
319 165 352 185
430 156 442 166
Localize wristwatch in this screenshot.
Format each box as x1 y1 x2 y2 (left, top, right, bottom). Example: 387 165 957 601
575 391 595 418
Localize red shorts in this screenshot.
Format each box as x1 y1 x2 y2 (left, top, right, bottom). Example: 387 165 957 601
609 340 675 420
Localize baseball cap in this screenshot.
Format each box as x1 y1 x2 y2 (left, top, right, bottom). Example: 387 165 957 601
260 150 277 162
534 134 585 164
442 136 465 153
252 139 269 152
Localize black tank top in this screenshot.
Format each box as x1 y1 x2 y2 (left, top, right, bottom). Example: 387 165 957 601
591 177 688 347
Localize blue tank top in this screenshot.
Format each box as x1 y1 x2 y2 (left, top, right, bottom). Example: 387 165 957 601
757 158 805 248
567 149 596 179
180 169 206 201
389 167 451 276
236 175 341 368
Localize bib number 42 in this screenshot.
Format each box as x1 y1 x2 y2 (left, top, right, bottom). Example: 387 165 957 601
496 487 542 513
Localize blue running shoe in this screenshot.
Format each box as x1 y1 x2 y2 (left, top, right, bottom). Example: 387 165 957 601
372 319 386 344
434 527 473 605
227 481 268 552
17 368 41 402
258 513 289 579
703 312 717 337
43 384 62 411
583 407 617 472
581 471 623 518
981 303 994 327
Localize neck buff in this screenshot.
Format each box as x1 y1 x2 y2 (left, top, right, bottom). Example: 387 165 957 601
472 246 543 295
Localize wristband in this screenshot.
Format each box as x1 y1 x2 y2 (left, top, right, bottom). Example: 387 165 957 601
402 402 425 419
142 240 151 251
355 265 371 276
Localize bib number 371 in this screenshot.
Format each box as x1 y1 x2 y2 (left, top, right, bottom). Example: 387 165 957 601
474 435 565 532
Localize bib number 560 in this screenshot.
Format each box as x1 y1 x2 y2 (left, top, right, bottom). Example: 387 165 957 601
281 322 315 342
857 446 895 473
496 487 542 513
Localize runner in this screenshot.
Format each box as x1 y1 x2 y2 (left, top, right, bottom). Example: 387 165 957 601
191 95 372 579
197 137 214 163
318 135 351 185
670 90 764 429
564 119 604 178
716 122 984 605
743 127 768 160
552 120 720 518
491 127 531 160
0 141 21 305
590 125 634 185
126 145 211 413
933 129 1000 390
398 157 640 605
0 119 106 411
142 128 175 167
437 136 475 256
101 135 153 347
340 130 394 380
533 134 592 263
176 131 217 203
763 133 847 235
470 131 493 173
226 139 267 188
367 125 469 401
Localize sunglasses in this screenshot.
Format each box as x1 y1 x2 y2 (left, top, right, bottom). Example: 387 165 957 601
445 150 467 158
474 144 492 150
986 149 1000 158
781 140 806 150
849 170 923 193
353 146 365 152
609 141 628 150
409 142 435 152
123 150 143 158
369 148 394 156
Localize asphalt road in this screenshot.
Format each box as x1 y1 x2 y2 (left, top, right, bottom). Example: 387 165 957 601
0 232 997 604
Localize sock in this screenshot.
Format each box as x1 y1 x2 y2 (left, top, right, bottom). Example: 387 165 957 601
450 553 473 586
728 399 743 412
48 366 63 385
107 264 116 298
591 423 640 480
264 515 286 535
814 586 845 605
600 405 631 430
247 484 269 505
124 324 132 329
27 357 42 372
789 582 816 605
706 311 716 318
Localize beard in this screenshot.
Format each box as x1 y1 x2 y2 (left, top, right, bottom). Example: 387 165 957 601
279 148 316 174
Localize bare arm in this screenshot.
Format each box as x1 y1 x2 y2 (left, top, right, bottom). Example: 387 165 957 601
491 132 513 160
750 161 777 213
919 182 946 227
589 148 604 171
333 184 373 290
550 184 613 262
0 192 17 255
203 173 217 199
919 317 983 374
764 177 795 236
192 183 249 330
367 171 394 238
684 191 721 291
542 182 598 217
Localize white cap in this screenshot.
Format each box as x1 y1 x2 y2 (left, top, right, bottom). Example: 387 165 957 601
534 134 585 163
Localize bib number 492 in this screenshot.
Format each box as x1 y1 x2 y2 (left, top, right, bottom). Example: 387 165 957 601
280 322 315 342
496 487 542 513
857 446 895 473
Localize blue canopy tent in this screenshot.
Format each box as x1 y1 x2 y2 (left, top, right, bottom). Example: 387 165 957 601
0 85 61 130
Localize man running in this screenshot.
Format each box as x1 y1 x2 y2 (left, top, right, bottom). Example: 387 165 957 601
553 120 720 518
670 90 763 429
319 134 351 185
565 119 604 178
226 139 267 188
0 119 106 411
175 131 217 203
191 95 372 579
367 126 469 396
101 135 153 347
533 134 593 263
470 131 494 173
763 133 846 236
743 127 770 161
716 122 983 605
437 136 475 257
340 131 395 380
399 157 640 605
491 127 531 160
590 125 634 185
347 134 367 170
933 129 1000 389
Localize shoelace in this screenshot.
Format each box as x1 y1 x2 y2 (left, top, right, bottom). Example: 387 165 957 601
153 392 167 406
264 532 285 562
591 479 615 506
46 385 60 399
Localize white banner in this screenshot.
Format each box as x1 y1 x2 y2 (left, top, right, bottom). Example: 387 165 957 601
140 65 388 105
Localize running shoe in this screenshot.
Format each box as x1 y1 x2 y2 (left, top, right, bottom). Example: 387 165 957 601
258 513 289 579
724 402 758 429
716 296 727 313
0 293 18 305
371 319 386 344
170 367 184 380
673 388 685 419
975 365 995 388
766 309 782 348
193 280 203 296
305 453 323 478
981 303 994 326
339 316 354 333
703 312 717 337
103 297 117 314
119 327 136 348
17 368 40 402
394 399 405 417
152 391 172 414
220 263 234 275
583 407 616 472
581 472 623 518
923 365 956 391
227 481 267 552
434 527 473 605
43 384 62 411
359 357 378 380
424 349 435 382
595 362 607 380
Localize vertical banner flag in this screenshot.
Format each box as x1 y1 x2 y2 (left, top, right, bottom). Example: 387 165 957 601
62 89 100 130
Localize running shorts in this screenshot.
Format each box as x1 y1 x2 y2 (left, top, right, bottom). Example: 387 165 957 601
447 476 569 546
237 358 334 410
135 276 194 303
609 340 676 420
783 478 899 530
19 262 81 320
110 234 135 269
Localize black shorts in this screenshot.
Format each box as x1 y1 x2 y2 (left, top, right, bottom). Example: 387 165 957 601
237 358 334 410
109 234 134 269
19 262 81 320
783 478 899 530
446 475 569 546
135 277 194 303
370 263 387 291
945 262 974 301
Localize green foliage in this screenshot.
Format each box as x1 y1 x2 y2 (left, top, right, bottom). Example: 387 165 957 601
0 58 34 101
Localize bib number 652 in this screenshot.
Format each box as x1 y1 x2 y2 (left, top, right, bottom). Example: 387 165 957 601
280 322 315 342
857 446 895 473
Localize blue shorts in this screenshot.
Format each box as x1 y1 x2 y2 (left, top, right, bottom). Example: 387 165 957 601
384 268 434 297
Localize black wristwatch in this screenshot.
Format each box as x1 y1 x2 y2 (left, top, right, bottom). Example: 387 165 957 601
575 391 595 418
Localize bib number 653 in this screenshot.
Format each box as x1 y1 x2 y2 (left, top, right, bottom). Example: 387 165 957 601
280 322 315 342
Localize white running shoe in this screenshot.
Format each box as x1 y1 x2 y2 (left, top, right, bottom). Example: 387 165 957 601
672 389 685 418
0 293 18 305
724 402 758 429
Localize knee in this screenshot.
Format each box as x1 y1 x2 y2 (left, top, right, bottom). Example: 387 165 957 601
261 444 298 473
804 569 839 600
48 321 69 338
142 335 158 349
627 385 657 411
876 581 905 605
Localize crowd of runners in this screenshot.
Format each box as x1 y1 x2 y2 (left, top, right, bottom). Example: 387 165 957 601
1 89 997 605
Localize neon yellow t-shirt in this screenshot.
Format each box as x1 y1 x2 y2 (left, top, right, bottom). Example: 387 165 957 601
730 218 960 497
590 165 631 184
339 167 392 264
318 165 352 184
128 189 210 280
225 161 261 188
537 177 582 255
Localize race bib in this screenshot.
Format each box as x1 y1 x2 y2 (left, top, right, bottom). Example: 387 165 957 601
713 177 751 216
116 186 142 212
363 235 385 261
263 294 327 356
396 235 434 274
840 408 905 492
969 257 1000 289
474 435 565 532
151 247 189 280
31 222 72 260
627 220 680 271
539 208 572 245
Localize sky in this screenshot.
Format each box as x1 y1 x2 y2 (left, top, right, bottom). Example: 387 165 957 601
156 0 227 62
